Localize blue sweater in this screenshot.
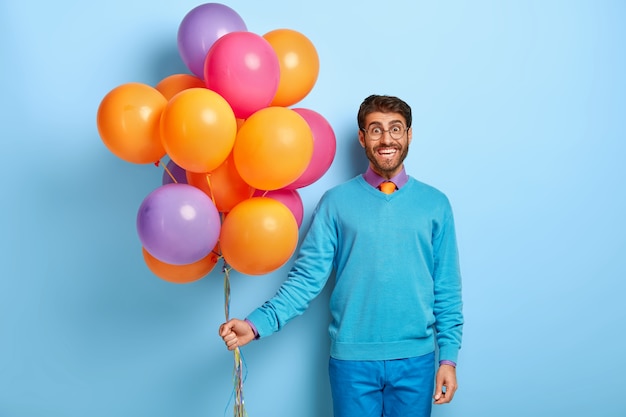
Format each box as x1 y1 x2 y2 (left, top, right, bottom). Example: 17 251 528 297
247 175 463 362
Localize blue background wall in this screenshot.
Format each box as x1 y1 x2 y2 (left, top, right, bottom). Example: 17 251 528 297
1 1 625 416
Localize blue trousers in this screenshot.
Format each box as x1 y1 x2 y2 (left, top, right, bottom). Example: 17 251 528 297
328 352 435 417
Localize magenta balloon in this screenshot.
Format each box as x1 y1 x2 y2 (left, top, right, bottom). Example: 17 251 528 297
204 31 280 119
162 159 188 185
177 3 247 78
286 108 337 189
253 188 304 228
137 183 221 265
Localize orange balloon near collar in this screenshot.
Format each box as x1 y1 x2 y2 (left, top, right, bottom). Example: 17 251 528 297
219 197 298 275
233 106 313 191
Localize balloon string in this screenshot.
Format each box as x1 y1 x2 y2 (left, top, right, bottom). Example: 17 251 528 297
223 260 248 417
232 347 247 417
157 159 178 184
223 260 231 322
205 173 217 207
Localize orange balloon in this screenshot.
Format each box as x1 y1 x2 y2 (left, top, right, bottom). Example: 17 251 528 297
142 246 219 284
160 88 237 173
97 82 167 164
186 152 255 213
220 197 298 275
155 74 206 101
234 107 313 190
263 29 320 107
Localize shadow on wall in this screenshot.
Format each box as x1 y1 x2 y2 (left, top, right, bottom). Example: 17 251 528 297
148 36 192 85
342 125 368 179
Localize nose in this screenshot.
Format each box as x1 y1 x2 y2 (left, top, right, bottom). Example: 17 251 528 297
379 130 394 144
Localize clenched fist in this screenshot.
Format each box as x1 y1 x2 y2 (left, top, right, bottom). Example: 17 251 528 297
219 319 256 350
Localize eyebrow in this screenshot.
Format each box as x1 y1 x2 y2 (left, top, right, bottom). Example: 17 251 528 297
366 120 405 128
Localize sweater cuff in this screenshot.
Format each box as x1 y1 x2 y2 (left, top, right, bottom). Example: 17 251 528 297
244 319 260 340
245 308 276 338
439 360 456 367
438 345 459 364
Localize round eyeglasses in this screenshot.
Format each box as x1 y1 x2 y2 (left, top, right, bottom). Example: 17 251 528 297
361 124 407 141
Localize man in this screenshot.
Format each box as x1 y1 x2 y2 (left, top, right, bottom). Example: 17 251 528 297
219 95 464 417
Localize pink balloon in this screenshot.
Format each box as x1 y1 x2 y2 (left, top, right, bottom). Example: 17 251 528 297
286 108 337 189
253 188 303 228
204 31 280 119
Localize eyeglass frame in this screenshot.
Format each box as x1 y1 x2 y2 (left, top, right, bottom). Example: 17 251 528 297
360 124 409 141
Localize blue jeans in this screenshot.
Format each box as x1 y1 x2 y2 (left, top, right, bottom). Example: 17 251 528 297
329 352 435 417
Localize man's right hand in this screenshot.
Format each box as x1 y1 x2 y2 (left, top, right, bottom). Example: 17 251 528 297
219 319 255 350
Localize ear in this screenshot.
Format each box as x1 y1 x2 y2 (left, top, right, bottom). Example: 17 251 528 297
407 127 413 145
358 130 366 148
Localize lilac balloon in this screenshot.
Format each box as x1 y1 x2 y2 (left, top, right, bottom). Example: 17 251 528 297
161 159 187 185
137 184 221 265
177 3 247 78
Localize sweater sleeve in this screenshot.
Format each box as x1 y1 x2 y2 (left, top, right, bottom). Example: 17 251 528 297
246 198 336 338
432 204 464 363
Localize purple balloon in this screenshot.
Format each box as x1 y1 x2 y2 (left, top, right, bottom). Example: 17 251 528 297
177 3 247 78
137 184 221 265
162 159 188 185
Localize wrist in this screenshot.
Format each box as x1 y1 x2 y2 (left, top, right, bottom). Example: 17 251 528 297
244 318 260 339
439 360 456 368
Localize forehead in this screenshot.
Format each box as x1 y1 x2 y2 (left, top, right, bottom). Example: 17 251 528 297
364 111 406 126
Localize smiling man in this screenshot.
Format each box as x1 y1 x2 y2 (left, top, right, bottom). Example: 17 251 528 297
359 108 411 178
220 95 464 417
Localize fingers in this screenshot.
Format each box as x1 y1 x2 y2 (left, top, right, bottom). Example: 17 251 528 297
223 332 239 350
219 320 241 351
219 319 237 338
433 384 457 404
433 380 444 403
433 390 451 404
219 320 234 337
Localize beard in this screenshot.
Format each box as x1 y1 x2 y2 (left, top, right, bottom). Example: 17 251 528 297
364 143 409 177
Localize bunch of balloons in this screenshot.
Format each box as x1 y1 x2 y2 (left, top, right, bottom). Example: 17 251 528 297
97 3 336 283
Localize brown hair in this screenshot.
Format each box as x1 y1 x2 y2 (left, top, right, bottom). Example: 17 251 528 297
357 95 412 129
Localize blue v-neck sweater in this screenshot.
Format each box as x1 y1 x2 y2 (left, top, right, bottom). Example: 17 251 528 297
247 175 463 363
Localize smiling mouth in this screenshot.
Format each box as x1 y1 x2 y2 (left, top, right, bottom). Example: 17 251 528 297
377 148 398 158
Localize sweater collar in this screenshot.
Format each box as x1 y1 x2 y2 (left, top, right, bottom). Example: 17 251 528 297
363 166 409 190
